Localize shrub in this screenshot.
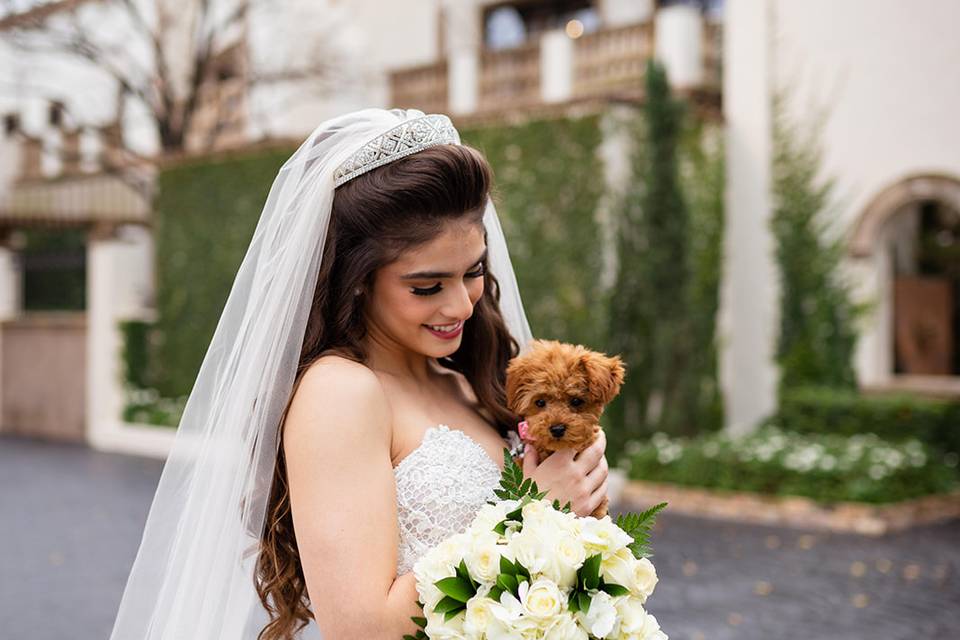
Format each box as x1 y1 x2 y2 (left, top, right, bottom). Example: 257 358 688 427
618 426 959 504
772 386 960 456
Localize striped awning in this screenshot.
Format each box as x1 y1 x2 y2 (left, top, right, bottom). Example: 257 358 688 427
0 172 153 227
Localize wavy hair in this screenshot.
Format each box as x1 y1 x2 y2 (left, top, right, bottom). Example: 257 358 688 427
254 144 521 639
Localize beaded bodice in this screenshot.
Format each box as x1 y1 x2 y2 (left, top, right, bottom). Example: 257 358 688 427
393 424 523 577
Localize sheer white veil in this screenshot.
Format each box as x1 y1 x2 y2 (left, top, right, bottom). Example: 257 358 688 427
108 108 533 639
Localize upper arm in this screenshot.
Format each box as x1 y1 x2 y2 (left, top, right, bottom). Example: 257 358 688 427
282 356 396 637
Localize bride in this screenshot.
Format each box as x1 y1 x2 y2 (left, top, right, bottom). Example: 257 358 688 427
109 108 608 640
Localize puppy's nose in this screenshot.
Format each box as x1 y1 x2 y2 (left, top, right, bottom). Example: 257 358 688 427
549 424 567 438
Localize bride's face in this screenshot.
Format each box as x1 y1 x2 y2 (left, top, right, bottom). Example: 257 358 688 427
366 220 486 359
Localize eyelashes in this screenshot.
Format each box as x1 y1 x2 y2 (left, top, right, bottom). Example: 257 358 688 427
411 266 486 296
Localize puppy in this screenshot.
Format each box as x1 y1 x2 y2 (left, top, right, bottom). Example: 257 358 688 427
505 339 625 518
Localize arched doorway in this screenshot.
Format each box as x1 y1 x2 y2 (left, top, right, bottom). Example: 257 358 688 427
851 174 960 394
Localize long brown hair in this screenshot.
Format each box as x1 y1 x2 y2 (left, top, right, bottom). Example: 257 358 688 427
254 144 521 639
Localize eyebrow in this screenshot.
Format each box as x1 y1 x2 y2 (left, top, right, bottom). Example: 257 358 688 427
400 248 488 280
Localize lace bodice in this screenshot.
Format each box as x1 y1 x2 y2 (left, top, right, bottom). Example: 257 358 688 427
394 424 523 577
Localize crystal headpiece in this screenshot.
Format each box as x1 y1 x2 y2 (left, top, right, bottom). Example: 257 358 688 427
333 113 461 187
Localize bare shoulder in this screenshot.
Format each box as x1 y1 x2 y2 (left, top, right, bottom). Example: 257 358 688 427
284 354 392 450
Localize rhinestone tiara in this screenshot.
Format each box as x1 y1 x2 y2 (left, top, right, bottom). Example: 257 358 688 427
333 113 461 187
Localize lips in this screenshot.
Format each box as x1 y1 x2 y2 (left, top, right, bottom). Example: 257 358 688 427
423 320 463 339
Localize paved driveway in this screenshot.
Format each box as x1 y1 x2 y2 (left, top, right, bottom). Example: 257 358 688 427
2 434 958 640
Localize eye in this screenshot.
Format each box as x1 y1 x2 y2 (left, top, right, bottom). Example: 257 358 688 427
569 397 584 407
409 264 485 296
411 283 442 296
534 399 546 408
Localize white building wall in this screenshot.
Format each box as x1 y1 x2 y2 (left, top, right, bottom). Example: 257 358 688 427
723 0 960 430
775 0 960 389
772 0 960 231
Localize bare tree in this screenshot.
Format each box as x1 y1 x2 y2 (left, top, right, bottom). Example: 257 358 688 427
0 0 340 161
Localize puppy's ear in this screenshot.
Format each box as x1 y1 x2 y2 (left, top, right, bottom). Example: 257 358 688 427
505 355 537 415
579 352 626 406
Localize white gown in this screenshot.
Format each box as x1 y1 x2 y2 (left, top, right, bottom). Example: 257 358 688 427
393 424 524 576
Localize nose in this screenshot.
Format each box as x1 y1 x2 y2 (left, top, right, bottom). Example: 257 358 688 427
549 424 566 438
442 281 475 322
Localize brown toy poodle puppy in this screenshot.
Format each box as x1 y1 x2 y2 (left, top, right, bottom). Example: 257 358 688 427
505 339 625 518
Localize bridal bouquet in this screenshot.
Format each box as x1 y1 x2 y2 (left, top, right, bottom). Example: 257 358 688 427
406 449 668 640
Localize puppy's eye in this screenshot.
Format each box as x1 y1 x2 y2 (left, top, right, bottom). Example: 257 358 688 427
569 397 584 407
534 399 546 408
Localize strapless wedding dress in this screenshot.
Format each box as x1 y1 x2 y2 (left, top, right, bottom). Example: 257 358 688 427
393 424 524 576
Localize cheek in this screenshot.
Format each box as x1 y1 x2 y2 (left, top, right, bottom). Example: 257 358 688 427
469 277 485 304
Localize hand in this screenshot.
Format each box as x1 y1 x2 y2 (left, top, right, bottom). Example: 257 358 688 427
522 429 609 517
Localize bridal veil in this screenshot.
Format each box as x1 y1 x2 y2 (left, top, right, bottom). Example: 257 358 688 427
109 108 533 638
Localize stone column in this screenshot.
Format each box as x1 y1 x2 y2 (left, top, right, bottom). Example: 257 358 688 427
719 0 779 435
654 4 705 90
0 232 21 321
540 30 574 104
86 222 169 457
443 0 481 115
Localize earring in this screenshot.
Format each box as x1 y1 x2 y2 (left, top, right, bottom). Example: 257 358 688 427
354 287 362 296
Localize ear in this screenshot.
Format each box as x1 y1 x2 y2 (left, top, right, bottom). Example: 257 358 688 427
579 352 626 406
505 355 540 415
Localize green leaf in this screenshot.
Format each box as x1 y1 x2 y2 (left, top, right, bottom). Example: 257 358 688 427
515 560 531 581
433 596 463 615
443 606 466 622
410 615 426 628
577 591 591 614
435 576 475 603
496 446 551 502
601 582 631 597
497 573 519 594
581 553 601 590
615 502 668 559
489 585 504 602
456 559 478 590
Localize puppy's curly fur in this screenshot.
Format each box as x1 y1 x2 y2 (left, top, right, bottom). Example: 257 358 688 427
505 339 625 518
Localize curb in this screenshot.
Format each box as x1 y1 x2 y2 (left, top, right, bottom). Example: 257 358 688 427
615 476 960 536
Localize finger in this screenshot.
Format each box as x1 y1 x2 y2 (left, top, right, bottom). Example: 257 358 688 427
575 431 606 469
585 455 609 487
522 444 539 475
589 477 608 503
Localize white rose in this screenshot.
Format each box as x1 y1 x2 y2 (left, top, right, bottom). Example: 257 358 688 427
579 516 634 560
540 531 584 590
463 594 496 640
632 557 659 601
638 612 667 640
487 589 542 640
543 611 589 640
615 597 649 636
601 549 655 602
464 531 504 583
413 532 471 609
573 590 619 639
509 525 553 576
471 502 510 537
600 548 634 591
522 498 551 521
520 577 566 620
424 607 468 640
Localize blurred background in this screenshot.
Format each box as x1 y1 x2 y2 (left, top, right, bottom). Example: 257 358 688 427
0 1 958 639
